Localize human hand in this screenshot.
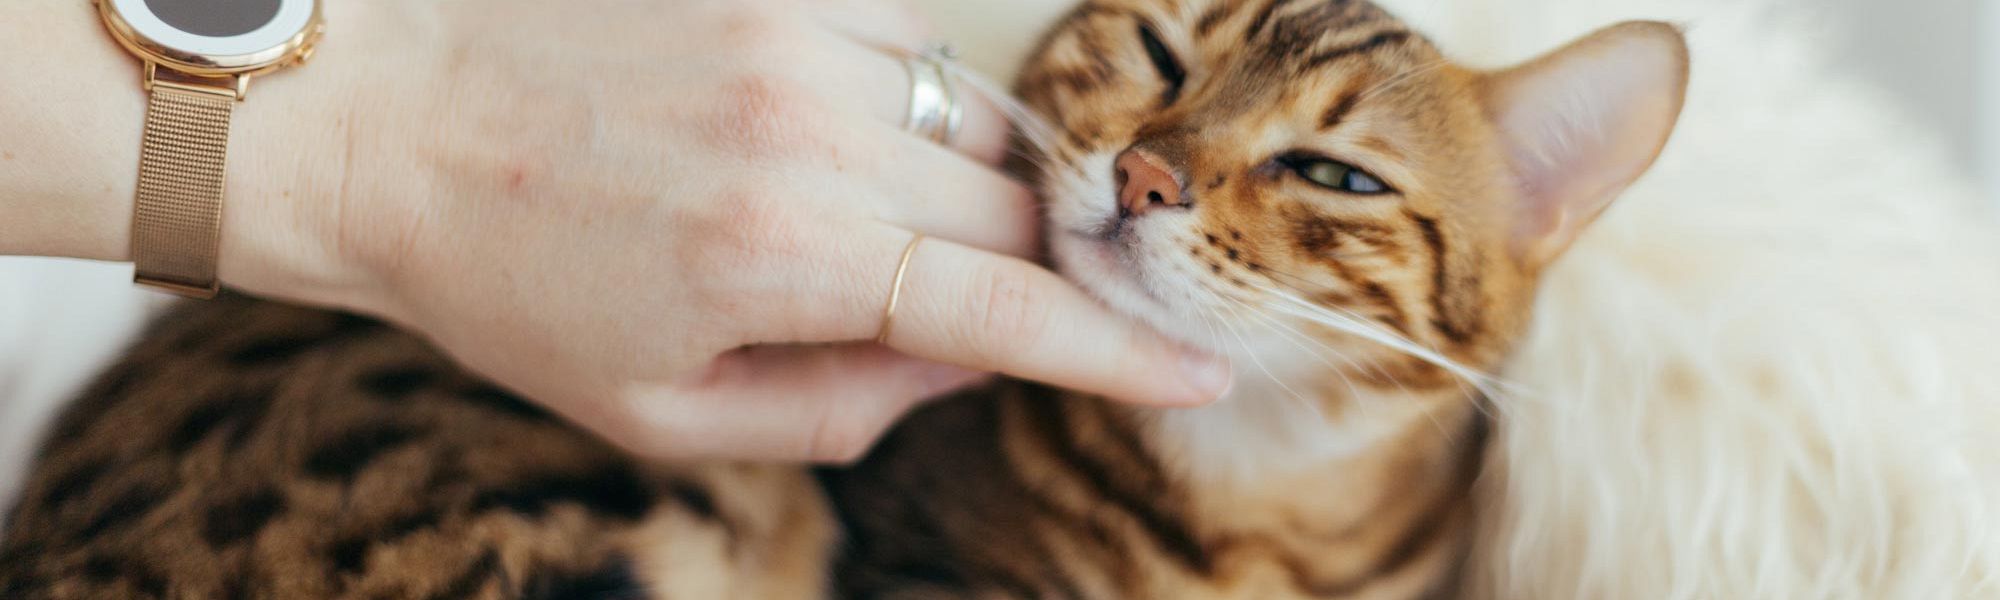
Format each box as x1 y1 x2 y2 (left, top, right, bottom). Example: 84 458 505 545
194 0 1233 461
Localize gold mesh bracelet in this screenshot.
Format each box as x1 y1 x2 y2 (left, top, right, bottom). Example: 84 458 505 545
131 81 236 298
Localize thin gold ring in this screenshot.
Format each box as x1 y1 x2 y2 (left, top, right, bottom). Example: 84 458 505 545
878 234 925 344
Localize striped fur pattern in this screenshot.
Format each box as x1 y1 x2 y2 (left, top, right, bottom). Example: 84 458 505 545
1 1 1684 598
0 298 832 599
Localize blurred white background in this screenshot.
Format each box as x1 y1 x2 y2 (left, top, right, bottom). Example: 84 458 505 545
1831 0 1992 204
1821 0 1996 206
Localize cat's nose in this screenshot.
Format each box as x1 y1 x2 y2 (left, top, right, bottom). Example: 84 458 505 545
1116 148 1186 218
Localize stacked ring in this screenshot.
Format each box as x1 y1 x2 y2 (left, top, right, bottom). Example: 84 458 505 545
900 44 964 146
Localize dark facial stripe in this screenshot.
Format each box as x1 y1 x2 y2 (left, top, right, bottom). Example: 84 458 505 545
1357 279 1414 336
1195 3 1234 38
1293 212 1398 253
1245 0 1300 43
1408 211 1479 345
1320 89 1362 130
1302 30 1412 72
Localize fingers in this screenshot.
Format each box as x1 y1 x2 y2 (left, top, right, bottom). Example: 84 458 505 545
886 236 1233 407
772 225 1232 407
853 136 1041 258
809 0 930 49
631 344 988 462
811 26 1014 163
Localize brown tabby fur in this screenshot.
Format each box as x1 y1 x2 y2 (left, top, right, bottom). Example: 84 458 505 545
1 0 1684 598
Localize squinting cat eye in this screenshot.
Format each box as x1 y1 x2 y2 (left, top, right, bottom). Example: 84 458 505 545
1278 153 1393 195
1138 23 1186 106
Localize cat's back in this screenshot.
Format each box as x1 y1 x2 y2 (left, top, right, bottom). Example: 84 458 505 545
0 296 832 599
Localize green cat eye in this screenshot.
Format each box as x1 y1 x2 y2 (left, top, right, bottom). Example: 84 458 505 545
1286 156 1392 195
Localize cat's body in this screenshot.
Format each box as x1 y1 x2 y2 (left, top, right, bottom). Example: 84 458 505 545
0 300 1482 600
1 0 1690 598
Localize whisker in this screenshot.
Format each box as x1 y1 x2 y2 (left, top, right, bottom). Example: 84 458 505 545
1250 283 1517 400
1208 290 1327 418
1213 291 1381 420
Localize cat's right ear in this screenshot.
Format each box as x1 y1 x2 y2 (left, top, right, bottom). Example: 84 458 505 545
1482 21 1690 268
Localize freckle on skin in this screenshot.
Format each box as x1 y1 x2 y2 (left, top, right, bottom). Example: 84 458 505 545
2 151 13 160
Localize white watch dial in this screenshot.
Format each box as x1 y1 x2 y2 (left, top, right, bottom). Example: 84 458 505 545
109 0 314 58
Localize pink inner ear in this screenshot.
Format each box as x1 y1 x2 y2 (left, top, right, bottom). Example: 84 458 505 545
1489 22 1690 265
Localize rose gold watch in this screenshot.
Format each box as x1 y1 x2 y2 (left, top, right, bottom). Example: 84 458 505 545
96 0 324 298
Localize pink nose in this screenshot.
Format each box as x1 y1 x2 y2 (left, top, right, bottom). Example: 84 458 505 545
1116 148 1185 217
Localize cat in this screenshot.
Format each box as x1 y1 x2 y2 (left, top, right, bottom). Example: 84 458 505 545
0 0 1687 598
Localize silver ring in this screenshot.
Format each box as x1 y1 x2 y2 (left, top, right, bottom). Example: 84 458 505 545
900 44 963 146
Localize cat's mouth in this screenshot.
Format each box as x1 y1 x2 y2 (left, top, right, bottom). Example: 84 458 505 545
1053 224 1227 353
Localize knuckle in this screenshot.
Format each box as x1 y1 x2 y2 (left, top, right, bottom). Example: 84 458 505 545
679 186 810 281
889 2 938 41
715 4 795 52
966 264 1053 363
702 72 830 162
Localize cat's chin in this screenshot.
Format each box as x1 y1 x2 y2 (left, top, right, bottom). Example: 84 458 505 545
1051 232 1231 356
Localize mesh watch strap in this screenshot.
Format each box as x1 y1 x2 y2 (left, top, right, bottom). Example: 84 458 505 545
131 81 236 298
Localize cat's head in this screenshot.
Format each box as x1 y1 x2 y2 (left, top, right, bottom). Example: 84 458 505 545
1018 0 1688 388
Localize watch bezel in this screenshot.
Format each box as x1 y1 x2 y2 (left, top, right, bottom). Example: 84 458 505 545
97 0 323 77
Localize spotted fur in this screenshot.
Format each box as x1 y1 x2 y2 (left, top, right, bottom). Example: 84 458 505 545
2 1 1685 598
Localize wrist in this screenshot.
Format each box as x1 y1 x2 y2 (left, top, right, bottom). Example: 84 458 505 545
0 2 143 262
216 0 414 318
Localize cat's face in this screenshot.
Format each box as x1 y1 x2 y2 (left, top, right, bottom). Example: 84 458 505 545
1019 0 1689 386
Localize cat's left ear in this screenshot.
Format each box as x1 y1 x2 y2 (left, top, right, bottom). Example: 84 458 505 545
1483 21 1690 267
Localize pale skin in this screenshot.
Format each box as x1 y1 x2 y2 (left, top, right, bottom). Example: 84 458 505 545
0 0 1232 462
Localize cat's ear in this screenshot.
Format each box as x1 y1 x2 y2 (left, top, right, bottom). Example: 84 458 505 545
1482 21 1689 267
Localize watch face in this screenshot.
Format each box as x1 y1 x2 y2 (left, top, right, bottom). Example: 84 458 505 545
144 0 282 38
107 0 316 63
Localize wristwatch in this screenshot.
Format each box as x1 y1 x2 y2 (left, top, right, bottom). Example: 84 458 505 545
96 0 324 298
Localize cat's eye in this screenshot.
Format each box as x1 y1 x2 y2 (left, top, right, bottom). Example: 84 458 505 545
1138 23 1186 106
1281 154 1393 195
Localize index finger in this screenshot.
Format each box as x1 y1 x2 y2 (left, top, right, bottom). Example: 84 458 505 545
774 224 1232 407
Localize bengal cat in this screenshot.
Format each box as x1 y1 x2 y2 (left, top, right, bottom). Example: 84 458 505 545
0 0 1688 598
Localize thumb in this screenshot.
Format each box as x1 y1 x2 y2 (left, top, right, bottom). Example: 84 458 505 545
629 344 989 462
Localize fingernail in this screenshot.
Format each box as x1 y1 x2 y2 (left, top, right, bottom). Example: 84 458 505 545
1177 348 1233 405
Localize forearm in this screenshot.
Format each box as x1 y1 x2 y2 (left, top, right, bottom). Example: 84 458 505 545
0 2 145 261
0 1 376 313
